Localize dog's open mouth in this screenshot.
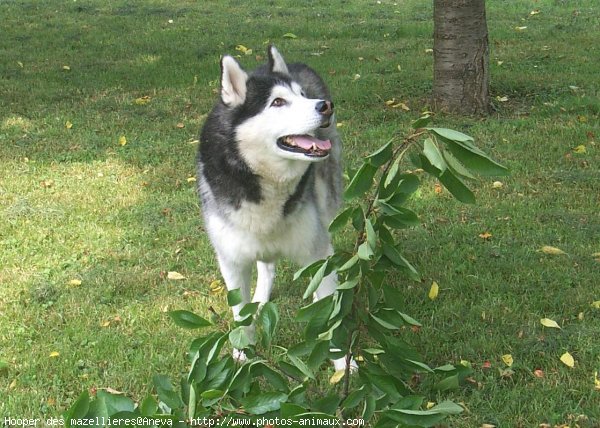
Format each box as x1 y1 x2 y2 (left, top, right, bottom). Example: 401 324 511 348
277 135 332 158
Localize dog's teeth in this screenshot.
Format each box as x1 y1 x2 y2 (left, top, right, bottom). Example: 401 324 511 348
311 143 317 151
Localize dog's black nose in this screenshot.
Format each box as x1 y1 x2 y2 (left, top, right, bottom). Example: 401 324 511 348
316 100 334 116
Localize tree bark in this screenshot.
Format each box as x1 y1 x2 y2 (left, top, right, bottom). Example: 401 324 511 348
433 0 491 115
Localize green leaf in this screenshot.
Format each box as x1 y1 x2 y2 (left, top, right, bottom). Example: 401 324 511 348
169 310 212 329
240 392 288 414
312 393 342 415
227 289 242 307
293 259 325 281
296 295 333 323
251 362 289 392
338 254 359 272
317 319 341 341
358 241 375 260
442 149 476 179
156 387 183 411
66 391 90 426
426 127 474 143
238 302 260 319
258 302 279 346
287 354 315 380
382 244 420 280
423 138 446 172
342 385 367 409
307 340 331 371
365 218 378 250
344 163 377 200
438 169 476 204
200 389 224 400
96 390 135 414
140 395 158 416
281 403 307 418
283 32 298 39
229 326 253 350
383 157 401 189
329 206 353 233
445 140 509 176
302 259 329 299
434 373 460 391
278 361 307 380
337 276 360 290
362 394 377 422
188 352 207 385
370 313 400 330
153 374 174 392
398 312 422 327
412 114 433 129
367 139 394 167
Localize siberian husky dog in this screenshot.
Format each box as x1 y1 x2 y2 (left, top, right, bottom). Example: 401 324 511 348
197 46 351 369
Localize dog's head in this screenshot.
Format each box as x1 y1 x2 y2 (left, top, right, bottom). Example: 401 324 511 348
220 46 334 164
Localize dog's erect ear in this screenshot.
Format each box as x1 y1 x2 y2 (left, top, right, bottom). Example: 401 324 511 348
268 45 289 75
221 56 248 106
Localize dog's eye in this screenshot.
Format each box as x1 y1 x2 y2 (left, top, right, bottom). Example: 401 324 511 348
271 98 287 107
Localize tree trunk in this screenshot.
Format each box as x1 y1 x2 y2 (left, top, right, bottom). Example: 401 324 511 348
433 0 491 115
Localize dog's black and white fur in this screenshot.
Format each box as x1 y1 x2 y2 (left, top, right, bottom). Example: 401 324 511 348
197 46 351 369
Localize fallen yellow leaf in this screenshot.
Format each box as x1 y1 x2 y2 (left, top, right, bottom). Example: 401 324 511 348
426 401 435 409
530 9 540 15
101 320 111 327
65 121 73 129
49 351 60 358
479 232 493 240
134 96 151 105
573 144 587 154
167 271 185 280
187 176 197 183
594 371 600 390
68 279 82 287
541 245 566 255
501 354 513 367
235 44 253 55
209 279 224 294
496 96 509 102
560 352 575 368
540 318 561 329
118 136 127 146
62 65 71 71
492 181 504 189
329 369 345 384
428 281 439 300
590 301 600 309
515 26 527 31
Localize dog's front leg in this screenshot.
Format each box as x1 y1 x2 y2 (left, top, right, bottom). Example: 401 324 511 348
253 261 276 304
216 254 253 362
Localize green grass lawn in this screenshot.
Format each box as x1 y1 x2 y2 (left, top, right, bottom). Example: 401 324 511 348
1 0 599 426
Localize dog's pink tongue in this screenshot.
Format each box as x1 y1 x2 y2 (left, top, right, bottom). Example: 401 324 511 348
293 135 332 151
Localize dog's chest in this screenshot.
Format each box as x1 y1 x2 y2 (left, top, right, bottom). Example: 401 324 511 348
228 178 302 235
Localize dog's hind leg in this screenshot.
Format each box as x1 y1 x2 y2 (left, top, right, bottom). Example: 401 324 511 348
253 261 276 304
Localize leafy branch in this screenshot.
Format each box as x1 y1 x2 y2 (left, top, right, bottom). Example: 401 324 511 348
64 114 507 428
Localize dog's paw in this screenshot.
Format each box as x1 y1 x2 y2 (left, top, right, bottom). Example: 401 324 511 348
332 355 358 373
232 348 248 363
